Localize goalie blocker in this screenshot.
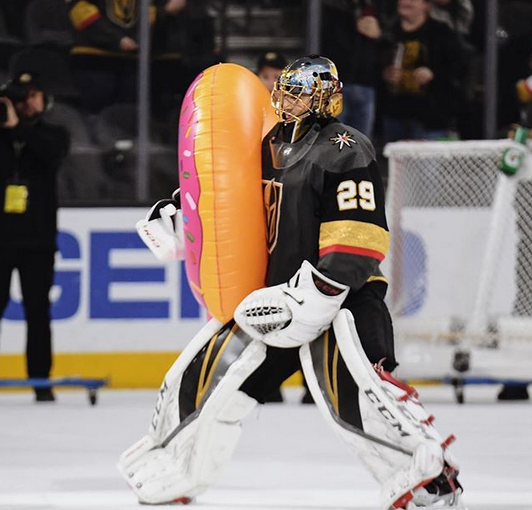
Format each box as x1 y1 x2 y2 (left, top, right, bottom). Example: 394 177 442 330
118 292 462 509
136 189 184 262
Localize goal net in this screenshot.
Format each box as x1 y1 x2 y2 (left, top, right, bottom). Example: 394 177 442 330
384 140 532 381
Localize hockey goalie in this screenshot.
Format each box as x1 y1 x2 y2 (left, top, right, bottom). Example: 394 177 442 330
118 56 465 510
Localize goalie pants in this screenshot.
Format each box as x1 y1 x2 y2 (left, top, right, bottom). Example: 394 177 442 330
0 248 55 378
240 281 396 404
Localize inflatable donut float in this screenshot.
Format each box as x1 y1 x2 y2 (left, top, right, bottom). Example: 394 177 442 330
178 63 278 323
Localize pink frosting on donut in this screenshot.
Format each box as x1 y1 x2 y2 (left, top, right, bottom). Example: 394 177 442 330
178 73 204 306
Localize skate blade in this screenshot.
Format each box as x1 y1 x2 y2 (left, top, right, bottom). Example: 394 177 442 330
139 497 193 505
408 502 468 510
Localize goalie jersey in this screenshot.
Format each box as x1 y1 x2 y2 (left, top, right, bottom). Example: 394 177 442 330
262 118 390 293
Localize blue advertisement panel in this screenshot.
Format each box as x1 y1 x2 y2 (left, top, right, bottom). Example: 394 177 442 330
3 209 206 354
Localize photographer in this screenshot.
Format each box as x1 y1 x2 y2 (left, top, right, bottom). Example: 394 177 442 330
0 72 69 402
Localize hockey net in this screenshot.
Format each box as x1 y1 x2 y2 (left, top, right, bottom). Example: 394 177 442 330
384 140 532 380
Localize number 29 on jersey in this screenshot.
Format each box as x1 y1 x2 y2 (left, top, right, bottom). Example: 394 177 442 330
337 180 376 211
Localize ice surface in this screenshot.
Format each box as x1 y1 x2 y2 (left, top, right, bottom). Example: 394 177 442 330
0 386 531 510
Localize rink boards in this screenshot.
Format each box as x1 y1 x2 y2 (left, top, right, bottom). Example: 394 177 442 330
0 208 205 388
1 207 526 390
0 209 304 388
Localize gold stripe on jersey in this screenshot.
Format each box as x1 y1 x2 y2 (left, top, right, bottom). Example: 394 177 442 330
319 220 390 261
71 46 138 57
69 1 101 31
367 275 389 285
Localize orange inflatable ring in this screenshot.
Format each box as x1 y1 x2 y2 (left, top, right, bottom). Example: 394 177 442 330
178 63 277 323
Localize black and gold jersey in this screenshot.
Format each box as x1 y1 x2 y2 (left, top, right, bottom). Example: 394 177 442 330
66 0 157 54
262 118 390 293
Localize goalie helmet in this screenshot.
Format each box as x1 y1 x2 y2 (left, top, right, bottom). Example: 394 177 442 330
271 55 343 123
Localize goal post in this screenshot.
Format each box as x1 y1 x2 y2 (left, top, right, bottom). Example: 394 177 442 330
384 140 532 381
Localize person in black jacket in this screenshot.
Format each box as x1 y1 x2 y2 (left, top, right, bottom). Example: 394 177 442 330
0 72 70 402
66 0 214 114
381 0 466 142
321 0 385 137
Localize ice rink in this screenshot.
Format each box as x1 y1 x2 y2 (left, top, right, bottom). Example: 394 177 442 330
0 386 531 510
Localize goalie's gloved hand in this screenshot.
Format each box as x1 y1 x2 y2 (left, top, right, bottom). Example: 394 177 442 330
136 189 185 261
234 260 349 348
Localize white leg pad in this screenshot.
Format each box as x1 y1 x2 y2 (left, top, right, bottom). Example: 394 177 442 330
118 325 266 505
150 318 225 444
301 310 461 510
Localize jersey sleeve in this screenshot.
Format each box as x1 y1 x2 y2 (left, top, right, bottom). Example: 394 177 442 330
317 159 390 292
66 0 125 50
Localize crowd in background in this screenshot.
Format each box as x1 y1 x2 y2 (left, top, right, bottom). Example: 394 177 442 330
0 0 531 203
321 0 532 144
1 0 531 403
0 0 217 203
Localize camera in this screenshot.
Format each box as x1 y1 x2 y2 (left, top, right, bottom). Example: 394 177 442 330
0 80 31 124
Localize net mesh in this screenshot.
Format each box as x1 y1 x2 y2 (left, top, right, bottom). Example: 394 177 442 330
396 150 499 208
385 141 532 347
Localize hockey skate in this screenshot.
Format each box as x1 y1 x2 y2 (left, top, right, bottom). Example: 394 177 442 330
381 378 465 510
397 465 466 509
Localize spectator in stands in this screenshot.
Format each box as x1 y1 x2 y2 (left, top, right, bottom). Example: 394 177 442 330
516 53 532 115
497 0 532 131
380 0 466 142
430 0 477 140
321 0 384 137
0 72 69 402
430 0 474 36
256 52 287 93
152 0 214 68
151 0 215 118
367 0 474 34
66 0 200 114
66 0 139 113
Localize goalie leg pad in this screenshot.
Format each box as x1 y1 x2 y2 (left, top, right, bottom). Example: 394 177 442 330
118 322 266 504
146 318 224 443
300 310 462 510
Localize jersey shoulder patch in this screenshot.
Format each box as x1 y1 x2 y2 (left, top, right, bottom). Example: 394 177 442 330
313 121 376 174
328 130 358 151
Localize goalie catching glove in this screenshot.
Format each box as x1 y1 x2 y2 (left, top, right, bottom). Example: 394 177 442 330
235 260 349 348
136 189 185 261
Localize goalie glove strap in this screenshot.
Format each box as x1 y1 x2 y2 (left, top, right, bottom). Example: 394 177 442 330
311 272 348 297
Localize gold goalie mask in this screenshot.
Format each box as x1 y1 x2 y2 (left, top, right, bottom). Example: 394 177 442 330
271 55 343 124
